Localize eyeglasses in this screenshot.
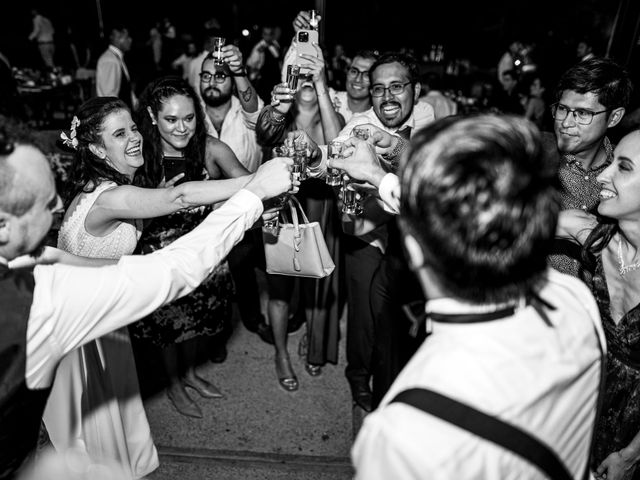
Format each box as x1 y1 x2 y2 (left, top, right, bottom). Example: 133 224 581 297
550 103 610 125
199 71 228 84
370 81 412 97
347 67 370 80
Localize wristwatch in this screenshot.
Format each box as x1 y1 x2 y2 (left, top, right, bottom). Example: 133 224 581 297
231 67 248 77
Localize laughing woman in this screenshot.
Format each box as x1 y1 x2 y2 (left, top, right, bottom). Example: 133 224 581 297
42 96 253 478
558 129 640 480
130 76 250 418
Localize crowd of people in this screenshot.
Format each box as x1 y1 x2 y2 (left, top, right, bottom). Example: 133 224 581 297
2 5 640 480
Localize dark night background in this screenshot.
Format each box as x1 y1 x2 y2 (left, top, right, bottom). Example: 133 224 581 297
1 0 639 106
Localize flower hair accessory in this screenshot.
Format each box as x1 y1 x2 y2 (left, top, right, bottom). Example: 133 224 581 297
60 116 80 150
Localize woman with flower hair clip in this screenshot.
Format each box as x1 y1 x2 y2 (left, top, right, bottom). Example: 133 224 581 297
41 95 263 477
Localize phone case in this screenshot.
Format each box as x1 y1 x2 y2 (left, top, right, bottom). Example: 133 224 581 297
163 157 187 185
295 29 320 63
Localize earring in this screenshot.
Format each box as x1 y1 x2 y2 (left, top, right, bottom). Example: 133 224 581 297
152 120 157 125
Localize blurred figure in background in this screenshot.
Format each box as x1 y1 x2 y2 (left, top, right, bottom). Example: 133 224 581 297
28 8 55 70
418 72 457 119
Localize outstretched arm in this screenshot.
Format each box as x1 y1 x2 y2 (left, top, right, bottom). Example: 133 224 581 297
85 175 253 235
9 246 117 269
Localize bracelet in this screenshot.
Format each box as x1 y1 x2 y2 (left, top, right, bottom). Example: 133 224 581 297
316 90 329 97
231 68 248 77
381 136 408 161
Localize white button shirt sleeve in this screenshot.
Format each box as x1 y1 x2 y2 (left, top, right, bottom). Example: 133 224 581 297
378 173 400 215
26 189 263 389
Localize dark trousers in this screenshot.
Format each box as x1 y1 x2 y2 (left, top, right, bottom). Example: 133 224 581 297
370 252 426 407
344 235 384 392
227 228 265 331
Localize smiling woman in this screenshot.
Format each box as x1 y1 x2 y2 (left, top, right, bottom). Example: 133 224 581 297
129 75 251 418
40 95 256 474
557 129 640 479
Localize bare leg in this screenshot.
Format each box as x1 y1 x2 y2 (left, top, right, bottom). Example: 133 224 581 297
269 299 298 391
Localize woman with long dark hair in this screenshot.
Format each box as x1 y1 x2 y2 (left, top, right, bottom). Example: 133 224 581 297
130 76 250 418
559 129 640 480
42 95 255 476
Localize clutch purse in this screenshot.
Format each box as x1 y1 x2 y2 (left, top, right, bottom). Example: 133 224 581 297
263 196 335 278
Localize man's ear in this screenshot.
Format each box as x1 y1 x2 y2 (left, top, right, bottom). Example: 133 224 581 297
88 143 106 160
0 212 12 246
413 82 421 105
608 107 625 129
403 233 424 270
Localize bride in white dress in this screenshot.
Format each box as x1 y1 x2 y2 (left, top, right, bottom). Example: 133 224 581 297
43 96 252 477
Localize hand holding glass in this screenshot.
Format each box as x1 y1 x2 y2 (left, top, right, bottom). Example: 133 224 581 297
293 137 309 181
213 37 226 65
326 140 344 186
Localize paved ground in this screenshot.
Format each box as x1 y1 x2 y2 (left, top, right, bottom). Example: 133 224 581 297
135 293 363 480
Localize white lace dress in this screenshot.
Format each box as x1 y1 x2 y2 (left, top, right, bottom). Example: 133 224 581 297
42 181 158 479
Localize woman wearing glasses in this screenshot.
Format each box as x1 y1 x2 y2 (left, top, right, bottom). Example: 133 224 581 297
558 129 640 480
130 76 250 418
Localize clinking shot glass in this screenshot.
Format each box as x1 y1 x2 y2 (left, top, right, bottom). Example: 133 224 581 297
263 145 292 235
352 125 370 140
342 176 363 216
286 64 301 91
293 137 309 181
326 140 344 186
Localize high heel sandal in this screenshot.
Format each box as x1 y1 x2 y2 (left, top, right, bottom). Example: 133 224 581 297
275 355 299 392
305 363 322 376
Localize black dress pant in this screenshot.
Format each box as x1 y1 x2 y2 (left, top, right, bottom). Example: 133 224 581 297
227 228 265 331
344 235 384 393
370 251 426 408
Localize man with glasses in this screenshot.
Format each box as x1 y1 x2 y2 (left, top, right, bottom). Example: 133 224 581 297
303 52 435 411
329 50 379 123
198 47 274 346
548 57 632 277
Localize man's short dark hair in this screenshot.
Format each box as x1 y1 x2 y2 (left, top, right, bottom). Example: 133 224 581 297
555 57 633 110
353 49 380 63
400 115 559 304
369 52 419 85
0 116 41 216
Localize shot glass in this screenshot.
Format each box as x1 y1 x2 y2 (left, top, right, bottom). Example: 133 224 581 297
213 37 226 65
326 140 344 186
341 177 362 215
286 64 301 91
352 125 370 140
309 10 319 30
263 213 280 236
293 137 309 181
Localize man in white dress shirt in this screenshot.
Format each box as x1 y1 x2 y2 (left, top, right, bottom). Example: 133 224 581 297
351 115 605 479
198 48 273 344
0 118 293 478
96 26 136 109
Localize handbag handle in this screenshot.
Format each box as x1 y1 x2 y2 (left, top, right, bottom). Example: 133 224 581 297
286 195 311 271
287 195 311 224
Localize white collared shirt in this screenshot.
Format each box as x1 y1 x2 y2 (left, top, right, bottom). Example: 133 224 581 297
202 95 264 173
22 190 262 389
352 268 605 479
